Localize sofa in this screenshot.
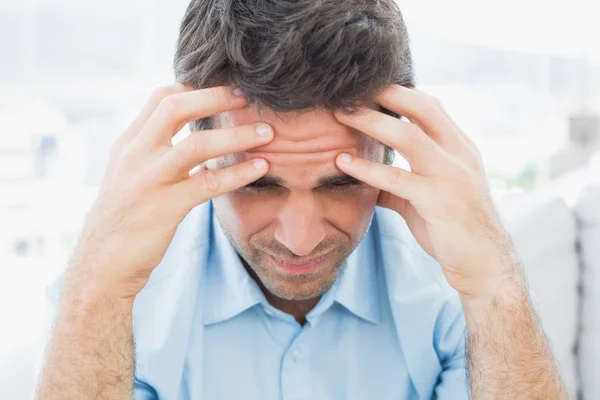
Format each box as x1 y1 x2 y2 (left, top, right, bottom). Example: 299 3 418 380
1 176 599 399
495 162 600 399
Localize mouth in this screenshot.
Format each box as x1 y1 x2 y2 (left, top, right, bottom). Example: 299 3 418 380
270 252 330 275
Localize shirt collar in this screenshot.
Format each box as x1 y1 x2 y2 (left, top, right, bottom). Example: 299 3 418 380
202 203 267 325
202 202 380 325
332 221 381 324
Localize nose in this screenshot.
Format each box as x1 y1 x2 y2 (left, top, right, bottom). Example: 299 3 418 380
274 194 326 257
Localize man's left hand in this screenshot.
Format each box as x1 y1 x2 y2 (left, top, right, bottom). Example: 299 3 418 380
334 84 520 300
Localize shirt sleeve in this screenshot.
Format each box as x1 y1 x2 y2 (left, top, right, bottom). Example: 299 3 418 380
433 296 470 400
134 378 158 399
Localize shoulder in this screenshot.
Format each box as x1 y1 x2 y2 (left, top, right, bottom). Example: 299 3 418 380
373 207 460 305
372 208 466 396
373 207 465 352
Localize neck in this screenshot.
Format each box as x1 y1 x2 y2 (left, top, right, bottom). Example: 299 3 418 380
243 260 320 325
264 292 320 326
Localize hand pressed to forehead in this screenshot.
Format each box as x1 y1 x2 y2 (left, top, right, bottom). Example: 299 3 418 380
206 105 385 176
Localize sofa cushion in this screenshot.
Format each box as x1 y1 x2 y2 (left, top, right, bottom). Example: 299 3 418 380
498 191 579 398
575 184 600 400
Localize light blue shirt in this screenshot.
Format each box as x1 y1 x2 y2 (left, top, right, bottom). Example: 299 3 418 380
37 201 468 400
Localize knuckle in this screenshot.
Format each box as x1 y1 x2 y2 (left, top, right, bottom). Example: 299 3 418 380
230 166 244 186
173 142 194 167
390 167 406 185
151 85 180 103
414 97 439 119
157 95 181 118
133 172 156 193
235 163 251 182
114 142 138 168
364 112 378 127
196 169 221 193
403 124 423 147
461 141 484 170
205 86 239 111
187 134 206 158
108 138 125 161
354 110 380 131
470 147 484 167
471 142 483 159
427 94 442 107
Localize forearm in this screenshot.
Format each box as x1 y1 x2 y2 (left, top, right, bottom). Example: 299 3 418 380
461 265 567 400
36 272 135 400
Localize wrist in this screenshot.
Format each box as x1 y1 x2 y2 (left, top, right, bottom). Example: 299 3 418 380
55 280 134 341
62 266 139 312
66 243 151 301
452 239 527 300
459 267 530 313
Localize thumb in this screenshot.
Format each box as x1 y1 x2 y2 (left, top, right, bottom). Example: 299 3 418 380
377 190 411 220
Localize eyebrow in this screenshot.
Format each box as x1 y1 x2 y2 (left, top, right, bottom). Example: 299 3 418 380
248 173 362 187
317 173 362 186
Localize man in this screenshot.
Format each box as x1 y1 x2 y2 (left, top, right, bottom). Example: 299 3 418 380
35 0 567 399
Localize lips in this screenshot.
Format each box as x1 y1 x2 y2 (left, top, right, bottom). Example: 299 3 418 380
270 253 329 274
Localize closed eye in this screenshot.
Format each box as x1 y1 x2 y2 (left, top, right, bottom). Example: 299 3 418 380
323 177 363 191
240 176 363 192
242 181 279 192
245 181 275 189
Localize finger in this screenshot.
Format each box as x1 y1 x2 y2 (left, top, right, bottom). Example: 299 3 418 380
423 93 482 157
122 84 188 143
109 84 189 160
377 190 412 219
335 153 424 201
334 108 450 176
137 86 248 148
189 164 207 178
174 158 269 210
376 85 471 155
160 123 274 181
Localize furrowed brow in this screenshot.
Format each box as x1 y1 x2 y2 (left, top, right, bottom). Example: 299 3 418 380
247 175 285 186
317 173 362 186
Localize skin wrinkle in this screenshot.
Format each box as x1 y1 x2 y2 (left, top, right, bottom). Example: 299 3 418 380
210 105 380 166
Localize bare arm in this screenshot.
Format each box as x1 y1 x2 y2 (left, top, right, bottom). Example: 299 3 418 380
332 84 567 399
34 84 273 399
461 260 567 399
36 274 135 399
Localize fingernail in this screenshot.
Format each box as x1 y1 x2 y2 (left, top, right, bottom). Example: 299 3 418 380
253 159 267 170
338 153 352 164
232 86 245 97
256 123 272 137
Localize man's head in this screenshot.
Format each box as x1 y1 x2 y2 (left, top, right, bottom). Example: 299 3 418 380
174 0 414 301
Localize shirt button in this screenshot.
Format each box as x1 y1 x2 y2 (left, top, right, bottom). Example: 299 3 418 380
264 308 274 317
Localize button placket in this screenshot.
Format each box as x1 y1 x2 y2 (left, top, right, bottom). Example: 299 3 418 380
281 327 311 400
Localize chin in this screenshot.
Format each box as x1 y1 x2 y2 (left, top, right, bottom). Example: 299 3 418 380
251 249 349 300
265 282 332 301
260 269 340 301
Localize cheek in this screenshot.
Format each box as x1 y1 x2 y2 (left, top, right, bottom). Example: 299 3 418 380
213 192 277 235
322 187 380 236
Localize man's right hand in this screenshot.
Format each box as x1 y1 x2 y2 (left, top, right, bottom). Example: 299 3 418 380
67 84 273 300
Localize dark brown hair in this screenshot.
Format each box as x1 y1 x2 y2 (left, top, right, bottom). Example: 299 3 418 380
174 0 415 164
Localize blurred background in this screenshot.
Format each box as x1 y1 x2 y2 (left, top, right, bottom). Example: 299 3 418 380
1 0 599 398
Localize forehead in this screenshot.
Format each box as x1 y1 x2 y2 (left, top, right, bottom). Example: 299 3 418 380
213 105 382 170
